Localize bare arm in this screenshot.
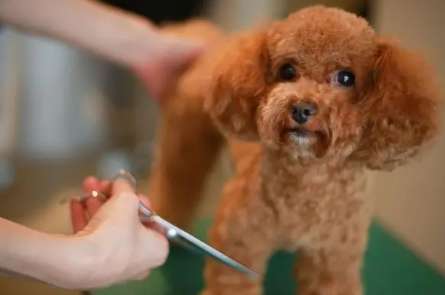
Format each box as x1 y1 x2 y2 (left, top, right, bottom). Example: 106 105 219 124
0 0 203 98
0 177 168 289
0 218 92 288
0 0 157 67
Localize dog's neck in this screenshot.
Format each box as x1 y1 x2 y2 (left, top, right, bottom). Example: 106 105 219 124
262 147 354 173
260 147 365 194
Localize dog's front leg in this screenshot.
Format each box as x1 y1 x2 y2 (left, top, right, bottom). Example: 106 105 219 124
201 222 272 295
294 228 368 295
201 185 276 295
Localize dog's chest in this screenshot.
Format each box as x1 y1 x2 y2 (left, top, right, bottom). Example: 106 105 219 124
261 164 369 248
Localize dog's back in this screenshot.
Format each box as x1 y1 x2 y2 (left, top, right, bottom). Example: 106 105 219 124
147 20 253 227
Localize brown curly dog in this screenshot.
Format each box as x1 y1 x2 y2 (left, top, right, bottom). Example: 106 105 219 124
148 6 439 295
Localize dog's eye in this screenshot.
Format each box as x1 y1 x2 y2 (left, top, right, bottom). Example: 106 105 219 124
333 70 355 87
278 63 297 81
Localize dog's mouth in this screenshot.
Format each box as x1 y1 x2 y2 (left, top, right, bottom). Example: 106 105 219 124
287 128 319 146
284 127 331 157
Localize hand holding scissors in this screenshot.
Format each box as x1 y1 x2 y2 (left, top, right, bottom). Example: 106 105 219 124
70 170 257 286
69 174 169 288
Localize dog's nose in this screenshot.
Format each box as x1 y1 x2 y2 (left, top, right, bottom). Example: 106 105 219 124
292 102 318 125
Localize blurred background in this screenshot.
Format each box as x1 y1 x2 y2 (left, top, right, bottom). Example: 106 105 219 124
0 0 443 294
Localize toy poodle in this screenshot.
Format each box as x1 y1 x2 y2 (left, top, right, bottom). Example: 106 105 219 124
148 6 439 295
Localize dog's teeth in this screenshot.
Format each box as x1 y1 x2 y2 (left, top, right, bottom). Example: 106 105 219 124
301 137 310 145
291 133 312 146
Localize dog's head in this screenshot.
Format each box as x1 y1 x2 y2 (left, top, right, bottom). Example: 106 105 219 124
206 6 439 169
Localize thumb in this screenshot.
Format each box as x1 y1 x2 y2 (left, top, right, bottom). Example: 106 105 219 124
112 176 136 196
91 178 139 222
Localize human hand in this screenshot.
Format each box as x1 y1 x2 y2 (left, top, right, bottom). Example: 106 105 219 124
0 0 204 101
130 31 205 100
69 176 168 289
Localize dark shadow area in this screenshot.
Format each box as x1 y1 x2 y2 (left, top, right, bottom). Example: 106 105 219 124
101 0 210 23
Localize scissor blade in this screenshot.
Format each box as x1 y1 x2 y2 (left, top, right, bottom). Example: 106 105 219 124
143 209 257 279
117 171 258 279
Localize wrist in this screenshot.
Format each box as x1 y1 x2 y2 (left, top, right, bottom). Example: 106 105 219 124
0 219 94 288
24 233 98 289
62 230 131 289
100 16 159 69
53 234 98 289
46 231 121 289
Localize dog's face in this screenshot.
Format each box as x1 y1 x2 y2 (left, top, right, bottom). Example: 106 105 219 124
207 6 438 169
259 7 377 161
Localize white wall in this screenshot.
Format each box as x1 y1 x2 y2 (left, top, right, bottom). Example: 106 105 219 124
18 34 106 159
0 30 19 157
371 0 445 273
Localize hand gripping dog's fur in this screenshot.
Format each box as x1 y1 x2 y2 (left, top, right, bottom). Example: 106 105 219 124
148 6 439 295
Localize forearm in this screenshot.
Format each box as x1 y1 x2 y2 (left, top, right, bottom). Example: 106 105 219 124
0 0 156 67
0 217 93 289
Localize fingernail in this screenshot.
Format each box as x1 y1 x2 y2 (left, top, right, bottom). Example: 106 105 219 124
112 169 137 190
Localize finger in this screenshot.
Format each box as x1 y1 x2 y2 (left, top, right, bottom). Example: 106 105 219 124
138 194 156 227
83 176 100 193
134 38 205 100
159 35 206 58
112 177 135 196
100 180 112 197
141 220 166 236
85 196 103 217
106 178 139 217
70 199 87 233
138 194 151 208
139 228 169 268
163 38 205 73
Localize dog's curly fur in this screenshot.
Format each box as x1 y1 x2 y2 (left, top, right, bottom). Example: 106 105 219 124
148 6 439 295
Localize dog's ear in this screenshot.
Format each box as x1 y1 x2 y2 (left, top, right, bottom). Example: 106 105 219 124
205 31 268 140
352 39 439 170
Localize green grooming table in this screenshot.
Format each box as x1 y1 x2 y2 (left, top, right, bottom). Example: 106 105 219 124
94 219 445 295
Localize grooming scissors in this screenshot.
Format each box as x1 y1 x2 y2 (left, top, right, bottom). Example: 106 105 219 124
85 170 258 279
